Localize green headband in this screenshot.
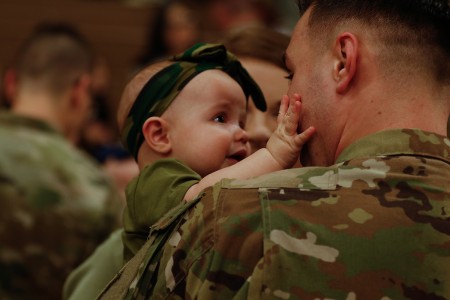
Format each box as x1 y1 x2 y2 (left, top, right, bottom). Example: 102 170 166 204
122 42 266 159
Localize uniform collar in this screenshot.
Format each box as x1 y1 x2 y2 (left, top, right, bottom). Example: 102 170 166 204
336 129 450 164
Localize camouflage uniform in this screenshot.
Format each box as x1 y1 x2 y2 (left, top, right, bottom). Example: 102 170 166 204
99 129 450 299
0 112 122 300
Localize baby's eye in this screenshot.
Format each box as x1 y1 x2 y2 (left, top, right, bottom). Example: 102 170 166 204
213 114 226 123
284 73 293 81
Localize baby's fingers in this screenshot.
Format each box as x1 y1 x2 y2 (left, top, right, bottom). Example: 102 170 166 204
294 126 316 146
281 94 301 135
277 95 289 124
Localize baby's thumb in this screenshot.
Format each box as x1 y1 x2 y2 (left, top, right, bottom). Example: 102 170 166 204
295 126 316 146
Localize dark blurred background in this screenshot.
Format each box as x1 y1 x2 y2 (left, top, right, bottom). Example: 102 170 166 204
0 0 298 128
0 0 156 124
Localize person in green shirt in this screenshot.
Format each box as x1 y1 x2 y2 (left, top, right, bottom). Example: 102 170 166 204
0 22 122 300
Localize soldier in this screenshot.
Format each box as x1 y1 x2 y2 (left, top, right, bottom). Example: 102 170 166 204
0 23 122 300
98 0 450 299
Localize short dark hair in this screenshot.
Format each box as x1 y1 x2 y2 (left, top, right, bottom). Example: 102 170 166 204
14 22 94 96
296 0 450 83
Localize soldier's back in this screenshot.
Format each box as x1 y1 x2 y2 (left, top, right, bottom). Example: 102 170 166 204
0 112 122 300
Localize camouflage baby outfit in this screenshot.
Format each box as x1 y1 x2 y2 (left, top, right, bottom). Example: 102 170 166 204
0 112 122 300
99 129 450 300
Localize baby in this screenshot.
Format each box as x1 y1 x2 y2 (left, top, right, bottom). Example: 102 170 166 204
118 43 314 260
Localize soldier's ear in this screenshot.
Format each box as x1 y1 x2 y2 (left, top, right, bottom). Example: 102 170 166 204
69 74 92 111
3 68 17 107
333 32 358 94
142 116 171 154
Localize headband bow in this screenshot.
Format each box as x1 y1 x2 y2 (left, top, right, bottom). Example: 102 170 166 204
122 43 266 159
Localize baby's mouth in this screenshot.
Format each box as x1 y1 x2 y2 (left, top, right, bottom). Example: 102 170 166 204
227 149 247 162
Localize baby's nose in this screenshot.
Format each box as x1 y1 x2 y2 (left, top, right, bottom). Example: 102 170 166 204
235 127 249 144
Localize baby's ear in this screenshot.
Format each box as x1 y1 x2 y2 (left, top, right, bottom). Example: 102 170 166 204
142 117 171 154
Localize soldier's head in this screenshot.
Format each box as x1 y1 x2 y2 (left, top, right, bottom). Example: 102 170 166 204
7 22 95 142
118 43 266 177
284 0 450 167
295 0 449 81
13 22 94 99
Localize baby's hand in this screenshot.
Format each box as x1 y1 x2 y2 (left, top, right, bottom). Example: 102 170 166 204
266 94 315 168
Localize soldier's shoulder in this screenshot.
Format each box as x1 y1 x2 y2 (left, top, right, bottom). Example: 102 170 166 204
220 154 408 192
221 165 342 190
0 119 119 211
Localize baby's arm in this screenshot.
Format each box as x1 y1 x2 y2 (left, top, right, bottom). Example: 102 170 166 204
184 94 315 201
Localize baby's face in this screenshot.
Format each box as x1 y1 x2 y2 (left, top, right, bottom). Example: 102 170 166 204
166 69 250 177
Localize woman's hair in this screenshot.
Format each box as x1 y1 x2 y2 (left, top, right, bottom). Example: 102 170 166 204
221 26 290 70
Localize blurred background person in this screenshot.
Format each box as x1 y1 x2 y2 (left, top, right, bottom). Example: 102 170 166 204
134 0 204 72
78 55 139 201
0 22 122 300
78 55 119 161
201 0 280 40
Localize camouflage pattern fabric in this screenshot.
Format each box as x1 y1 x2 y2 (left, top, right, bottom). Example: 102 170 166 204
0 112 123 300
122 43 266 159
98 129 450 299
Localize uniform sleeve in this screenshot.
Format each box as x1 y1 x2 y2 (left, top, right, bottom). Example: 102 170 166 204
63 229 124 300
122 158 201 261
